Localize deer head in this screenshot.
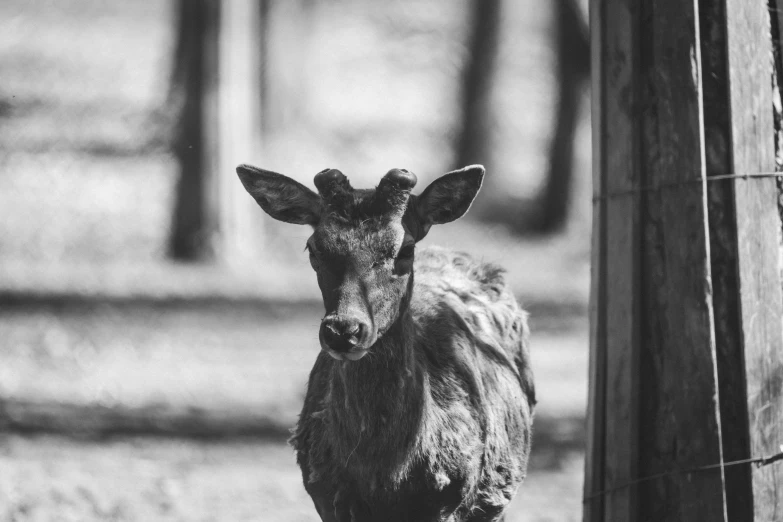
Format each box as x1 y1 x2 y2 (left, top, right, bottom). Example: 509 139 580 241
237 164 484 361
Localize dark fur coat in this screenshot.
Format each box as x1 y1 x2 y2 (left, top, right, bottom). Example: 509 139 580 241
290 247 536 522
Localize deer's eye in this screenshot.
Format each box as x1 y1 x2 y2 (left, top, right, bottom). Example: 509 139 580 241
396 245 415 260
393 245 415 275
306 244 321 270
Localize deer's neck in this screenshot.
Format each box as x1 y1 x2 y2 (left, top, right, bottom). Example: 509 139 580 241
326 302 426 474
330 307 421 418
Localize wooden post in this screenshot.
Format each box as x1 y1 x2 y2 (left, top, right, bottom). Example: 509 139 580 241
633 0 727 515
585 0 639 520
702 0 783 519
583 0 607 517
590 0 783 520
699 2 754 518
587 0 728 519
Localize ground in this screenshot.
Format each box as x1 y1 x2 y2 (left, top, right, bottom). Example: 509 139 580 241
0 436 584 522
0 305 587 522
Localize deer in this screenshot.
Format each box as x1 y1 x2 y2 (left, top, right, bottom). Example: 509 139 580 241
236 164 535 522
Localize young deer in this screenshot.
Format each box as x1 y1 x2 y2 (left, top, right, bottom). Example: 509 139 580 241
237 164 535 522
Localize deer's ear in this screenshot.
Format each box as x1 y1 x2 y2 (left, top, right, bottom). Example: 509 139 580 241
236 164 321 226
415 165 484 231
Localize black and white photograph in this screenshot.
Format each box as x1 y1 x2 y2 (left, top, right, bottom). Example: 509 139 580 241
0 0 780 521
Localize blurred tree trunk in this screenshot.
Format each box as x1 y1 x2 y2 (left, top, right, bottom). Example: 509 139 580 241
456 0 501 173
218 0 264 262
262 0 315 133
258 0 272 136
533 0 589 233
168 0 221 261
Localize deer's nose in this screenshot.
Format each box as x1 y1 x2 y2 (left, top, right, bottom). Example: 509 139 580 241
320 317 367 353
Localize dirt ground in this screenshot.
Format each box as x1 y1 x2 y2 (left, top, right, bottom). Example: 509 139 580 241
0 435 583 522
0 304 587 425
0 304 587 522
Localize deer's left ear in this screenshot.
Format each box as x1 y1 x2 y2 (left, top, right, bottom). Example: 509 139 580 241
236 164 321 226
413 165 484 236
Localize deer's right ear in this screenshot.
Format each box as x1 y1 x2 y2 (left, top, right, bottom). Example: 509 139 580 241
236 164 321 226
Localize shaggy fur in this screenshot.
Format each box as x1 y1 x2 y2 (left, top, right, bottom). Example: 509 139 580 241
237 164 535 522
290 247 535 521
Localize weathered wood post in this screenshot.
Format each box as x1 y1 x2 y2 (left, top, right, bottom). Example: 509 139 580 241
702 1 783 519
586 0 783 520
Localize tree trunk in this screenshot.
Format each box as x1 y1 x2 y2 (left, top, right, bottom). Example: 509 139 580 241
258 0 272 136
217 0 265 263
534 0 589 233
263 0 316 133
168 0 221 261
455 0 501 171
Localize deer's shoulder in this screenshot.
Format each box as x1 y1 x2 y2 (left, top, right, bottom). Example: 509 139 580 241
412 245 527 354
413 245 517 310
